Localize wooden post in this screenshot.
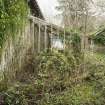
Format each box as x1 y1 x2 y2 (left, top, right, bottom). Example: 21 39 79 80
90 39 94 55
30 20 35 53
57 27 60 38
38 23 41 53
64 27 66 50
51 25 53 50
32 23 35 52
44 25 47 50
81 34 85 52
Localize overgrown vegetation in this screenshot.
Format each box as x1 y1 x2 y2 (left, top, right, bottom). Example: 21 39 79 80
0 0 28 52
63 29 82 63
0 0 105 105
93 30 105 45
0 50 105 105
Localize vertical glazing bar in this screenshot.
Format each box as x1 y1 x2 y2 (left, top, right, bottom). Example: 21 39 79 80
38 23 41 53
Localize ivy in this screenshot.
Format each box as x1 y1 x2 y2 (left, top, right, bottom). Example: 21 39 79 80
0 0 28 49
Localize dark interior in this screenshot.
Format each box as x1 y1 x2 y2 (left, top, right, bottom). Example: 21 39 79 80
27 0 44 19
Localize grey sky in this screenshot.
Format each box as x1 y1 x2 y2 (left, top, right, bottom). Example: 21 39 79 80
36 0 58 17
36 0 105 25
36 0 60 24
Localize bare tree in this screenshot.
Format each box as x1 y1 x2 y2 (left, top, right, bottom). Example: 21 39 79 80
56 0 95 33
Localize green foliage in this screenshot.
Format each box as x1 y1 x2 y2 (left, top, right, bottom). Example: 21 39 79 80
67 84 103 105
37 50 77 77
0 0 28 49
93 30 105 45
60 28 82 62
0 83 32 105
64 30 82 63
43 84 104 105
0 51 105 105
0 81 104 105
71 32 81 55
35 50 77 94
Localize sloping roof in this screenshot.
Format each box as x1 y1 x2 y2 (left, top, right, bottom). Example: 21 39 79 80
28 0 44 20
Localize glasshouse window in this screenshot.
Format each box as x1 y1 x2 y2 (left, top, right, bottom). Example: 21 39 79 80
51 35 64 50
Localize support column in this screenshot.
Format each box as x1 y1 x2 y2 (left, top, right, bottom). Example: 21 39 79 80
64 27 66 50
51 25 53 50
90 39 94 55
38 23 41 53
81 34 85 52
57 27 60 38
44 25 47 50
30 20 35 53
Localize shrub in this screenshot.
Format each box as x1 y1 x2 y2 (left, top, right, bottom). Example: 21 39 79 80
35 50 77 94
37 50 76 76
92 30 105 46
64 30 82 64
0 82 44 105
0 51 105 105
71 32 81 51
0 83 27 105
42 84 104 105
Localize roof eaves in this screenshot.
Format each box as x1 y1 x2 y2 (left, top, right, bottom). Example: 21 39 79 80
34 0 45 20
